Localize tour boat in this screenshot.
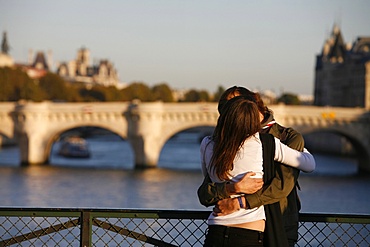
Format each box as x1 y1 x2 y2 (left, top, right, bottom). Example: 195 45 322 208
58 136 90 158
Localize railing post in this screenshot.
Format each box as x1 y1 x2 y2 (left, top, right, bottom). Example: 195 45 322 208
80 211 92 247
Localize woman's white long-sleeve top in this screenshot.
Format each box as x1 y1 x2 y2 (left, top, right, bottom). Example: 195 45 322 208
200 132 315 226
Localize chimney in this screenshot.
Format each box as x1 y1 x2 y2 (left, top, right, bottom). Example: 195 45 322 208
28 49 33 65
47 50 53 71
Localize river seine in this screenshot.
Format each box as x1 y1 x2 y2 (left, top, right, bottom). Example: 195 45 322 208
0 132 369 215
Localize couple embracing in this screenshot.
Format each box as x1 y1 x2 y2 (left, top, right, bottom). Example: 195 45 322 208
198 86 316 247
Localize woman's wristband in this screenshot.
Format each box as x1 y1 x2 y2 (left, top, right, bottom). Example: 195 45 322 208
237 197 244 209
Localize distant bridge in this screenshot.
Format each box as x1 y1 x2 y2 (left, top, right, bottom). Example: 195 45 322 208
0 101 369 172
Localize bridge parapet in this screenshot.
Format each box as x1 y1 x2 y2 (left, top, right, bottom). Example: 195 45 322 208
159 103 218 138
271 104 370 128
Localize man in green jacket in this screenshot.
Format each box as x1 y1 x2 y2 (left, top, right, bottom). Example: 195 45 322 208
198 86 304 247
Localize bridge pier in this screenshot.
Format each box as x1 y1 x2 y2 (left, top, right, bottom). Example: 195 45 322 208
18 133 48 165
129 136 162 168
126 101 165 168
12 102 51 165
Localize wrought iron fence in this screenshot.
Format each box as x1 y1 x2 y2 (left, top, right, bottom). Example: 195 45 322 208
0 208 369 246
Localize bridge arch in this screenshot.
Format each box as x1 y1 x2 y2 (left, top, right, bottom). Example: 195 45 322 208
44 124 129 165
8 101 129 165
159 123 215 151
157 126 214 169
158 124 214 153
0 102 15 140
0 129 13 141
0 131 13 146
125 102 218 168
299 127 370 173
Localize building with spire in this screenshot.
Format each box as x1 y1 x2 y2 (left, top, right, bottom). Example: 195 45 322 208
0 31 14 67
314 25 370 109
0 31 52 78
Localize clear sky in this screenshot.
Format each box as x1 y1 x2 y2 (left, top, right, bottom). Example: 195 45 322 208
1 0 370 95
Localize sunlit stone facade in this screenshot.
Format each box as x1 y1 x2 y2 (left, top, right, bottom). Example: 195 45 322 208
56 47 119 87
314 25 370 109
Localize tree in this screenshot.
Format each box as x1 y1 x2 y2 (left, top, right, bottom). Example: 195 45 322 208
121 82 154 101
183 89 199 102
103 86 125 101
213 85 225 102
0 67 18 101
277 93 301 105
79 87 106 101
183 89 210 102
23 79 48 102
152 83 174 102
39 73 80 101
0 67 46 101
198 90 210 102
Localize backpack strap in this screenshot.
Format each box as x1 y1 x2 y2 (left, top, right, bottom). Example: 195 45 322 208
259 133 276 182
259 133 289 247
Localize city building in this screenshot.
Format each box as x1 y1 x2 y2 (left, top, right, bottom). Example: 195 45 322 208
21 50 51 78
0 31 49 79
314 25 370 109
56 47 119 87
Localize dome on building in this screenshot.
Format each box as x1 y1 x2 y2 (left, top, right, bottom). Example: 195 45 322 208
0 52 14 67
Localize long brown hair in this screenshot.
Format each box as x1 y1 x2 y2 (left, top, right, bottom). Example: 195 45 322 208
211 96 261 180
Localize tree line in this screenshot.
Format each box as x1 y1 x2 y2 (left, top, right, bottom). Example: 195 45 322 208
0 67 301 104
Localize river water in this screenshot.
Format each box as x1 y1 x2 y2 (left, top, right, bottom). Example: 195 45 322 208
0 132 369 215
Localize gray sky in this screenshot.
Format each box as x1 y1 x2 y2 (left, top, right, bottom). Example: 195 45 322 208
1 0 369 95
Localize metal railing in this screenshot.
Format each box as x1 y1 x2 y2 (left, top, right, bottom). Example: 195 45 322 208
0 208 369 246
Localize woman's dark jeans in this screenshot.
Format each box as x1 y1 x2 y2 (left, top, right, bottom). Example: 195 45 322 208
204 225 264 247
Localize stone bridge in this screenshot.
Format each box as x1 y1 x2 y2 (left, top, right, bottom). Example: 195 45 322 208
0 101 369 172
